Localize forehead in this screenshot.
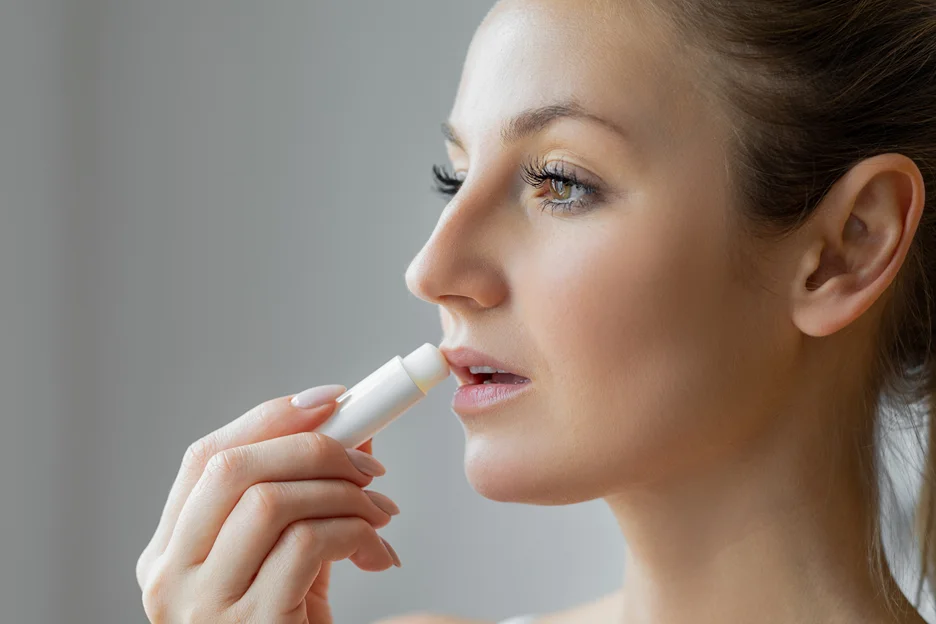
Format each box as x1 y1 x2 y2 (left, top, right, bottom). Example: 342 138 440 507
449 0 697 152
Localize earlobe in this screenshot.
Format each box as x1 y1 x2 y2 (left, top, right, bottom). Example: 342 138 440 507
791 153 924 339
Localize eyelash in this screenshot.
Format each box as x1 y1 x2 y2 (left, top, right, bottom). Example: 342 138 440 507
431 155 600 216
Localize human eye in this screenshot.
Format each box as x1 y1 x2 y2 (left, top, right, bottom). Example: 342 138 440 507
431 164 465 198
520 155 601 216
431 157 603 216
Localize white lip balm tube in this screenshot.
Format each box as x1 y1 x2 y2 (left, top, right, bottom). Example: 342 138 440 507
312 343 451 449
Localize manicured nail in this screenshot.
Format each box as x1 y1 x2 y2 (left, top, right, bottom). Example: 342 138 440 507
380 536 402 568
365 490 400 516
290 384 346 409
346 448 386 477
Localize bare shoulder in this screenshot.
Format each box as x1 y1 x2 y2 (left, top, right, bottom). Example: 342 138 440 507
373 614 491 624
374 590 622 624
531 589 623 624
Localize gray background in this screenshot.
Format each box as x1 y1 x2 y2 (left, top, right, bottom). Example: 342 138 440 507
1 1 931 623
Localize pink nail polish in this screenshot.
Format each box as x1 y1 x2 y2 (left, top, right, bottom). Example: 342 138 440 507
290 385 346 409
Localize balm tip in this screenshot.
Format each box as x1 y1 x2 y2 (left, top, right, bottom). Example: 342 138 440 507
401 343 451 393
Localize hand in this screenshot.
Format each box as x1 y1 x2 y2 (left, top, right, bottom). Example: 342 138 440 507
135 385 402 623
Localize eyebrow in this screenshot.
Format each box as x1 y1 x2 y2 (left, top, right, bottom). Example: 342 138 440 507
441 101 629 150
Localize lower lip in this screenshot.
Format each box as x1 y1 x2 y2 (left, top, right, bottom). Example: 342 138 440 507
452 381 533 415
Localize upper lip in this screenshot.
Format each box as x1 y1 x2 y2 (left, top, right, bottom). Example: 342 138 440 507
440 346 531 386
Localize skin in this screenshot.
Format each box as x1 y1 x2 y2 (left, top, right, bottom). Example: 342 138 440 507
136 385 404 624
398 0 929 623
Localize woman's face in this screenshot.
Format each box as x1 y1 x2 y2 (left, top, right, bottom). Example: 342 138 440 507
406 0 797 504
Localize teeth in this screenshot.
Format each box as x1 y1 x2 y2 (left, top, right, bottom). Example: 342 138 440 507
469 365 510 374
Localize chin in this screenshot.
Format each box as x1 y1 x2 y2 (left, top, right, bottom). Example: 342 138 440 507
462 437 608 505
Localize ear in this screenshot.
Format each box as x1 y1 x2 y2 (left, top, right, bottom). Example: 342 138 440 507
791 153 925 338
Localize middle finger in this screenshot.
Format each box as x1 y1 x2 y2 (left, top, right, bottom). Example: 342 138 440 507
166 430 386 565
147 387 346 558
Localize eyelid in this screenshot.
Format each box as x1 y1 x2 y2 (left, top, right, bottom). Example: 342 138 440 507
432 160 603 216
523 156 603 197
543 159 602 189
432 157 605 198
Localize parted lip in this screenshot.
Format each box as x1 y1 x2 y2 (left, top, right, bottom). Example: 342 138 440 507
439 345 531 386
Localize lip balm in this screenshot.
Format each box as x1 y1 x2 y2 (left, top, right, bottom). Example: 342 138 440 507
312 343 451 449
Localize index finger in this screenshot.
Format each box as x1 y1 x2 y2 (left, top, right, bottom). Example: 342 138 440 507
148 385 347 556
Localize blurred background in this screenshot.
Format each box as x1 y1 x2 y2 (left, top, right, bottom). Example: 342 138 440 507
1 1 932 623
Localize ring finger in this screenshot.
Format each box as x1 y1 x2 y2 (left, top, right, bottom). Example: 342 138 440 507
201 479 398 597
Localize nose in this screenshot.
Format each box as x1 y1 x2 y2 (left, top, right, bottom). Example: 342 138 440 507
405 191 509 311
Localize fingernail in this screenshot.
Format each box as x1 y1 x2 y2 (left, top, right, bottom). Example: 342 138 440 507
365 490 400 516
346 448 386 477
380 536 402 568
290 385 346 409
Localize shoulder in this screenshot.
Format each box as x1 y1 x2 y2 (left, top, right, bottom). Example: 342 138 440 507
374 614 491 624
373 589 621 624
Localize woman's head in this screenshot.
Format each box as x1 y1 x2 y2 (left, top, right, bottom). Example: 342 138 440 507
406 0 934 601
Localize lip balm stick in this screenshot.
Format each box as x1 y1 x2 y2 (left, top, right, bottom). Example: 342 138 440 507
312 343 451 449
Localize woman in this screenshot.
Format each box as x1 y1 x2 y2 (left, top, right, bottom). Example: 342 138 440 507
135 0 936 622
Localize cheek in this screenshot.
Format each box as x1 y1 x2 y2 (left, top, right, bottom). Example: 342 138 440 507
526 206 718 388
517 202 747 481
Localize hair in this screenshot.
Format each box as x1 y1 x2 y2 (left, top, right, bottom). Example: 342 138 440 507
637 0 936 617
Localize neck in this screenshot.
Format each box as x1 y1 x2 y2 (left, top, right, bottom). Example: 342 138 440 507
604 381 918 624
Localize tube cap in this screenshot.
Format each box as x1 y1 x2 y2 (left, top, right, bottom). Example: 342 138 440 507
401 343 450 393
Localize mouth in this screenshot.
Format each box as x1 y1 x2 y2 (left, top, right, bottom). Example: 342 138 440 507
457 366 531 386
441 346 532 387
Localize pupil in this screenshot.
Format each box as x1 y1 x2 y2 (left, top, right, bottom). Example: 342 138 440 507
552 179 570 200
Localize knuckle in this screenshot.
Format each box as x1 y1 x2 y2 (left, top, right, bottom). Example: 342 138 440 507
299 431 334 458
140 558 170 622
185 603 220 624
347 516 374 539
204 447 246 480
255 398 276 425
356 492 390 525
226 600 256 623
285 520 318 552
243 482 285 519
135 548 152 591
242 398 277 431
182 437 217 473
340 479 366 503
